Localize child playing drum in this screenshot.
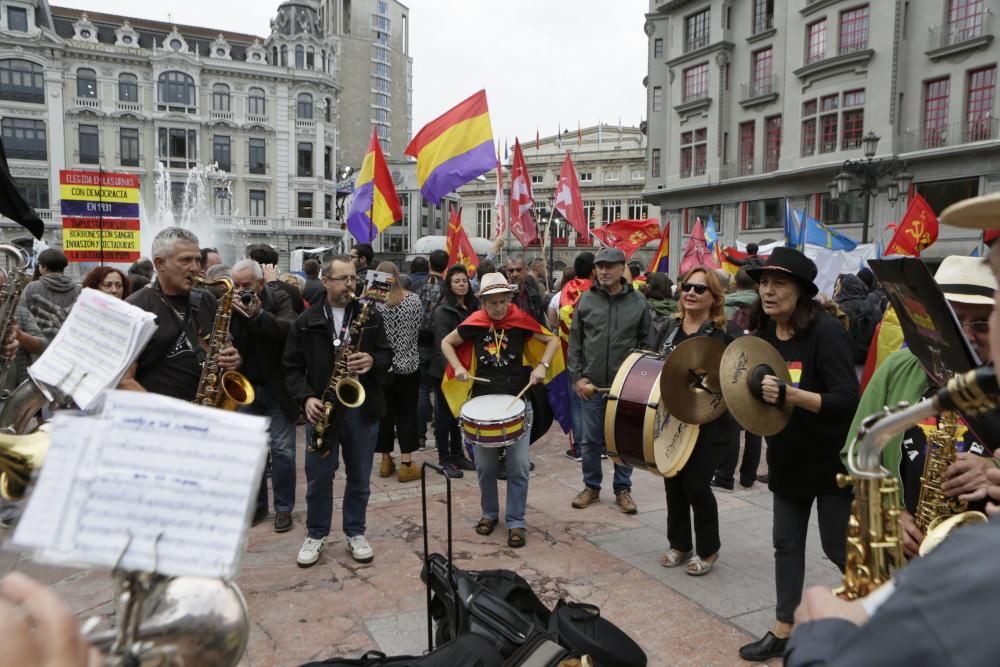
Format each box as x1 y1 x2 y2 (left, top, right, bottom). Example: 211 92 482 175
441 273 559 548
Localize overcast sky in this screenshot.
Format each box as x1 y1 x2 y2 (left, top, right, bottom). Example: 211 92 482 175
54 0 649 149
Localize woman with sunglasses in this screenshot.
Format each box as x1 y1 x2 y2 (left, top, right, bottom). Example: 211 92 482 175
654 268 740 576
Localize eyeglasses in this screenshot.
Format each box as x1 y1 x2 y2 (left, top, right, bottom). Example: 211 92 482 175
681 282 709 295
961 320 990 334
325 275 357 284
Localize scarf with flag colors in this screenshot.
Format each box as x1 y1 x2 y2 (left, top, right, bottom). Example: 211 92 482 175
442 304 571 433
404 90 496 205
509 139 539 246
446 205 478 275
647 221 670 273
346 129 402 243
557 277 592 357
590 218 661 260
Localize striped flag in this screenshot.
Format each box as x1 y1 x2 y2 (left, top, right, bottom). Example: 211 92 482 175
346 129 402 243
647 221 670 273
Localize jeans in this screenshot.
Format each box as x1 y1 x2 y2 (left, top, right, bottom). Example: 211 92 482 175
715 431 763 488
665 438 730 558
376 371 421 455
773 489 852 623
304 409 379 539
475 407 532 528
433 382 464 464
239 385 297 513
573 392 632 493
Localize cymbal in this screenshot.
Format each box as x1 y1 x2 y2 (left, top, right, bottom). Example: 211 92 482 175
660 337 727 425
718 336 793 436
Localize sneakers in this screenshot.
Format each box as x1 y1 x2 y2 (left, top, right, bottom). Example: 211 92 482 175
600 449 609 460
442 463 464 478
274 511 292 533
572 487 600 509
615 490 638 514
710 478 735 493
456 457 476 471
379 457 396 478
297 536 326 567
398 462 422 483
346 535 374 563
565 448 582 462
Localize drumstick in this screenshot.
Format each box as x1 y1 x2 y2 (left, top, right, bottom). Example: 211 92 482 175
592 386 611 394
506 382 533 410
467 376 491 384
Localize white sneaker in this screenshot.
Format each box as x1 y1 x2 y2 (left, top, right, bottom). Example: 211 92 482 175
345 535 374 563
297 536 326 567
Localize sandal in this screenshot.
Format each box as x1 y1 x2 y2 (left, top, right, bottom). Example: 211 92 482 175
659 548 692 568
475 517 497 536
686 553 719 577
507 528 526 548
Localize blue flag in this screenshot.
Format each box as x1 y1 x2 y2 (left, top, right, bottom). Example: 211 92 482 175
784 199 800 248
798 210 858 251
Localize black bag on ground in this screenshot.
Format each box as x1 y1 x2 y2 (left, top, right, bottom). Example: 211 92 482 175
549 599 647 667
298 632 504 667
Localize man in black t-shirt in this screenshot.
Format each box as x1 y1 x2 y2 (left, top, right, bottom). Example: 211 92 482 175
120 227 241 402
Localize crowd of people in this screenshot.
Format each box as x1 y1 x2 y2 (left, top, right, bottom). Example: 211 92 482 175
4 197 1000 664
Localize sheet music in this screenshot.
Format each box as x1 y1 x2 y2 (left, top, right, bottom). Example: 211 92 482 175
9 391 269 579
28 288 157 410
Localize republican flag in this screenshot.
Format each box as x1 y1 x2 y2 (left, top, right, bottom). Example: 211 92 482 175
647 221 670 273
446 205 478 275
679 218 719 274
509 139 539 247
558 277 592 358
405 89 496 205
590 218 661 260
553 153 588 239
885 193 938 256
493 152 506 239
346 129 402 243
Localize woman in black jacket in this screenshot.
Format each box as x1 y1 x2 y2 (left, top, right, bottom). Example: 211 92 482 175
738 248 859 663
655 267 739 576
429 265 480 478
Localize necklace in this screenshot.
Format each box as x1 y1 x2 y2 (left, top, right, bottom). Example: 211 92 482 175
489 326 505 363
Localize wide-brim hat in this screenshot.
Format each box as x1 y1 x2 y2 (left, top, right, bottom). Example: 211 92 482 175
934 255 997 306
940 193 1000 230
745 246 819 297
477 272 515 297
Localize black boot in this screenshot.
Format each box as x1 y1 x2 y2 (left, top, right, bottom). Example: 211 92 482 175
738 632 788 662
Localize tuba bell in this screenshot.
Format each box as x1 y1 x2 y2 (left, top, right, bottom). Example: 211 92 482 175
0 429 49 500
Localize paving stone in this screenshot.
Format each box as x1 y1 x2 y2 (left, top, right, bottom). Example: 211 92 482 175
366 609 429 657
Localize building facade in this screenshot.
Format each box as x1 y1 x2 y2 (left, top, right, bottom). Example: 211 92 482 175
643 0 1000 276
458 124 661 272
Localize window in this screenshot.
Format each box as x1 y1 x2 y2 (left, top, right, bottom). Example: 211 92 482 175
0 59 44 103
324 146 332 180
685 9 710 53
683 63 709 102
948 0 985 41
820 191 868 225
280 45 287 67
295 45 305 69
79 124 99 164
923 78 950 148
306 47 315 69
530 174 543 184
680 132 693 178
651 149 661 178
1 118 46 160
627 199 648 219
839 5 870 55
841 90 865 149
297 192 314 218
249 138 266 174
297 142 313 177
297 93 313 120
915 176 979 214
679 128 707 178
744 197 785 230
324 194 333 220
802 117 817 156
684 205 721 234
753 0 774 34
157 71 196 109
214 187 231 217
602 200 622 223
765 116 781 172
653 38 663 59
476 203 492 238
249 189 266 217
248 87 266 116
13 178 47 210
118 73 138 102
211 83 230 112
652 86 663 112
605 168 620 182
120 128 139 167
806 19 827 64
820 114 838 153
213 135 231 171
631 168 644 180
739 121 755 176
157 127 198 169
76 68 97 98
751 48 774 97
7 6 27 32
325 98 332 123
966 65 996 141
579 172 593 183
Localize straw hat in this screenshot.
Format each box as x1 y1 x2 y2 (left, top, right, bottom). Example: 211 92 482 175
940 193 1000 230
477 272 516 297
934 255 997 306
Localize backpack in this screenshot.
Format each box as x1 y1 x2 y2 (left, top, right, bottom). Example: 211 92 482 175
417 274 443 338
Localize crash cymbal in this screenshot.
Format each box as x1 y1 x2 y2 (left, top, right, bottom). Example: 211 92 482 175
660 337 727 425
718 336 793 437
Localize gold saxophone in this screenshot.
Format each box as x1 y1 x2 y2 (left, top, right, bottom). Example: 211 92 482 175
837 368 999 599
0 244 29 400
193 277 255 410
311 293 367 458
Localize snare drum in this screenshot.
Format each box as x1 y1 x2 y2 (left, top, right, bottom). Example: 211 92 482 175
459 394 527 448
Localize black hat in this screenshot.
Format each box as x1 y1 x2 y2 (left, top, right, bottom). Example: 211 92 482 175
745 247 819 297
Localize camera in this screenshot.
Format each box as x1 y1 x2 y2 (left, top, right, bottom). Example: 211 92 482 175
238 290 255 306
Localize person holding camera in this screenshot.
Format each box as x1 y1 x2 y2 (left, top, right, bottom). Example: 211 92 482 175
230 259 298 532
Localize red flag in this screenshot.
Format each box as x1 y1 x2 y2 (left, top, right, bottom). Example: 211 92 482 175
679 218 720 274
590 218 661 260
553 153 588 239
647 223 670 273
509 139 538 247
446 205 478 274
885 193 938 256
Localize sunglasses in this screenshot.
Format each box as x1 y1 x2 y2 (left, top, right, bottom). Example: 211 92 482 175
961 320 990 334
681 282 709 295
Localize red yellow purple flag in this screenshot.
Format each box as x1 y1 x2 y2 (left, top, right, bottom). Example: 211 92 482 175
647 221 669 273
346 129 402 243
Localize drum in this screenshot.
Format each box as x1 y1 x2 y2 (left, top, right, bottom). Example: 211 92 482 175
604 351 700 476
460 394 527 448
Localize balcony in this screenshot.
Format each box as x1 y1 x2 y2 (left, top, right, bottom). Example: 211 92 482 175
296 119 316 132
247 114 269 125
749 13 775 42
116 101 142 113
675 89 711 114
720 152 781 179
74 97 100 109
901 117 1000 153
210 109 233 122
926 12 993 60
739 74 779 108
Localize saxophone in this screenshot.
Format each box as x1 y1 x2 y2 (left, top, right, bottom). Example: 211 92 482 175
310 293 368 458
0 244 30 400
837 368 999 599
192 276 255 410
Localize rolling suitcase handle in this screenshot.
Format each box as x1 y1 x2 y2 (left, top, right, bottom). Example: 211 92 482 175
420 462 453 651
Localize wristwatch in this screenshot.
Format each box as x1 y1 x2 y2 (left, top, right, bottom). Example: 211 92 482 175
539 361 550 369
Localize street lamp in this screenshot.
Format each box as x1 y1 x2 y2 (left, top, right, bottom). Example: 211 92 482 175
829 131 911 244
